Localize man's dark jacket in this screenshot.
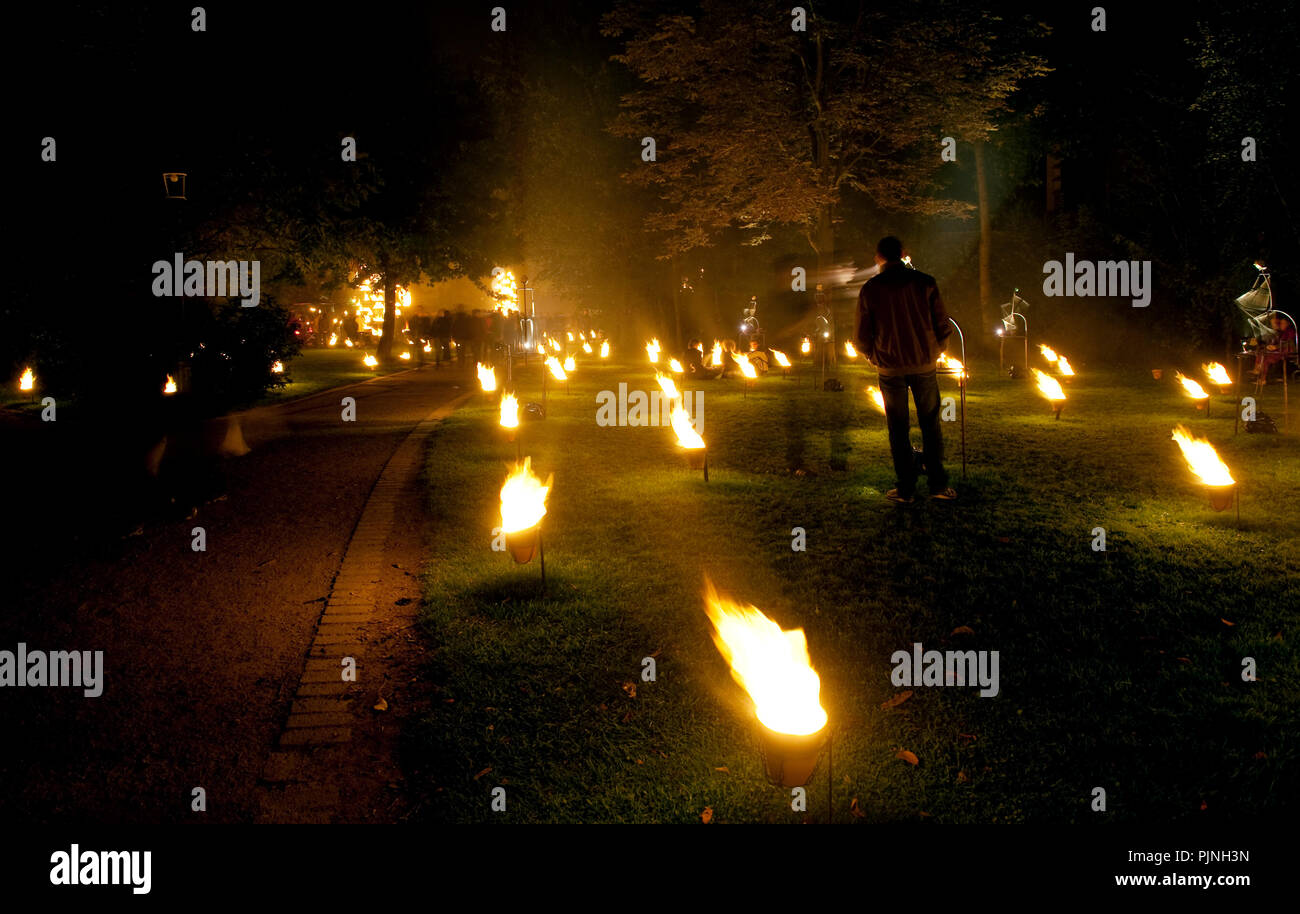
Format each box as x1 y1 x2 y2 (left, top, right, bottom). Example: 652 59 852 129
855 261 952 376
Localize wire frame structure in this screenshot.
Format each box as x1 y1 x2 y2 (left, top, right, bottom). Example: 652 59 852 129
997 290 1030 373
937 318 967 478
162 172 187 200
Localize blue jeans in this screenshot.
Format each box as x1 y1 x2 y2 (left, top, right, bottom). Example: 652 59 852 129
880 370 948 496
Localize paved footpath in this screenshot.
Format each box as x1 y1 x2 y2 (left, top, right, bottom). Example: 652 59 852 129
0 364 471 823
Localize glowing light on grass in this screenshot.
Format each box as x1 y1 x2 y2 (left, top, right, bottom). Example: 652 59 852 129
866 385 885 413
646 338 661 364
477 363 497 392
545 356 567 381
1056 355 1074 377
1171 425 1234 486
1039 344 1059 363
844 341 859 358
271 360 284 374
582 342 593 355
772 350 791 368
600 341 610 359
567 332 574 342
499 392 519 430
702 581 828 736
669 357 684 374
18 367 34 391
800 337 811 355
563 355 576 373
1174 372 1209 401
499 457 551 534
549 338 563 352
1204 362 1231 386
399 351 411 361
163 375 177 395
363 354 378 368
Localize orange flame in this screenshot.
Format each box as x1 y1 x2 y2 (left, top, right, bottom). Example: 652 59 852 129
1032 368 1066 401
702 581 828 736
163 375 177 395
866 385 885 413
1204 362 1231 386
1039 344 1059 363
19 367 35 391
1172 425 1233 486
545 356 567 381
1175 372 1208 400
363 353 378 368
669 357 684 374
800 337 811 355
772 350 791 368
499 457 551 533
656 372 680 401
478 363 497 391
600 341 610 358
671 402 705 449
499 392 519 429
844 341 859 358
1056 355 1074 377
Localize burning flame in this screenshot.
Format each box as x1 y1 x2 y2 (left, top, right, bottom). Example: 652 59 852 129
345 339 355 348
328 333 338 347
163 375 177 395
1031 368 1066 401
271 360 284 374
546 356 567 381
1056 355 1074 377
423 342 432 353
1174 372 1208 400
536 342 545 354
709 341 723 367
478 363 497 391
844 341 858 358
1039 344 1059 363
399 351 411 361
702 581 827 736
600 341 610 359
669 357 684 374
866 385 885 413
563 355 576 373
656 372 680 400
499 392 519 429
646 339 661 363
567 332 574 342
1171 425 1234 486
549 338 563 352
1204 362 1231 386
582 342 593 355
18 367 34 391
772 350 791 368
363 354 378 368
499 457 551 534
800 337 811 355
734 352 757 379
937 353 965 378
490 269 519 315
670 402 704 449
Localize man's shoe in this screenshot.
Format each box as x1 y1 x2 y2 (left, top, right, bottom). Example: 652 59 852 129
886 489 915 504
931 487 958 500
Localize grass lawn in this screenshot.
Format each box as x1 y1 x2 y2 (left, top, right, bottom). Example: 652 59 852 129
409 352 1299 824
250 347 417 406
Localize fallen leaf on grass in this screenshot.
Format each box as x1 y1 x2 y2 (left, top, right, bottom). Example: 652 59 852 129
473 767 492 781
701 807 713 824
714 766 730 774
850 798 865 819
951 625 975 636
1221 618 1234 626
622 682 637 698
957 770 969 783
880 690 913 710
896 749 920 766
373 697 388 712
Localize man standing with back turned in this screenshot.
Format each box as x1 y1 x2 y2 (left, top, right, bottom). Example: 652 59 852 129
856 236 957 504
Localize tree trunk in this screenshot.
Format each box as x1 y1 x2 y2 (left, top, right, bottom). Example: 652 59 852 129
670 255 683 350
378 273 396 363
975 142 994 344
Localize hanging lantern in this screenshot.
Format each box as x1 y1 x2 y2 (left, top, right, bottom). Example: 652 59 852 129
162 172 188 200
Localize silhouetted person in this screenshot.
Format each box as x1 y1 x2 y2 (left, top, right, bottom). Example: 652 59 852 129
451 309 472 365
856 236 956 503
684 339 720 379
434 309 451 366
